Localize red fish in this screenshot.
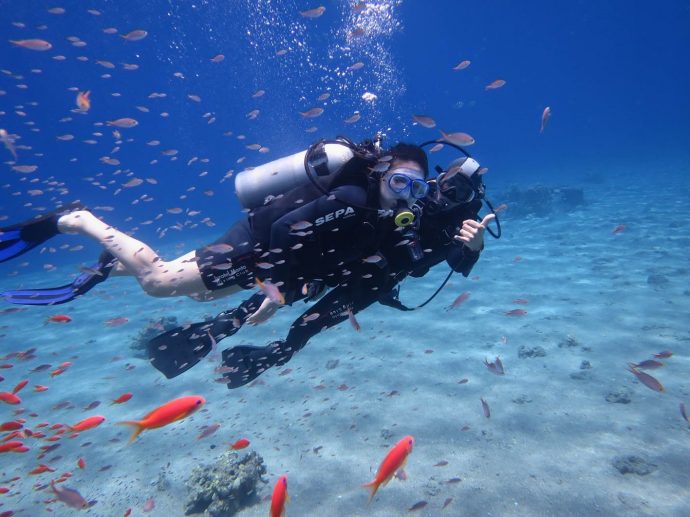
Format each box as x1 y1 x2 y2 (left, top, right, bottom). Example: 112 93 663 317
111 392 133 405
448 292 470 310
143 497 155 512
0 421 23 431
230 438 250 450
69 415 106 432
50 368 67 377
77 457 86 469
0 441 24 453
0 392 21 405
654 350 673 359
362 435 415 503
612 224 625 234
627 366 664 392
505 309 527 316
29 463 55 475
34 385 49 392
12 380 28 394
118 395 205 443
47 315 72 323
270 475 289 517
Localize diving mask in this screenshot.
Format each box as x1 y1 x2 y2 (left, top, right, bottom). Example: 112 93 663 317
387 169 430 199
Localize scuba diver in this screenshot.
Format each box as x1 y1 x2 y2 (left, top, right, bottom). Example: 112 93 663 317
146 152 500 386
0 138 430 310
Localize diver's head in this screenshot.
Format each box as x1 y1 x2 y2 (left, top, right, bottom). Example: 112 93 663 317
435 156 483 207
378 143 429 210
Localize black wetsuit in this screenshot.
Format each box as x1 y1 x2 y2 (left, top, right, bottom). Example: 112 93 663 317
196 159 382 302
217 198 483 388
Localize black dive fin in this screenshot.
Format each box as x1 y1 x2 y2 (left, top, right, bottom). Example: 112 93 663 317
147 292 267 379
147 321 216 379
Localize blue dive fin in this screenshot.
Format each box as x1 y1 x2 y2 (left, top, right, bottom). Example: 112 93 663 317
0 202 82 263
1 251 116 306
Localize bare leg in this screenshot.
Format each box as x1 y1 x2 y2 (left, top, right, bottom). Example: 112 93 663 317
58 210 244 300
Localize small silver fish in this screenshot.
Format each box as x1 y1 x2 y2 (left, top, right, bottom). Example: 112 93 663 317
362 254 382 264
50 480 89 509
483 356 504 375
347 308 360 332
0 128 18 160
480 397 490 418
681 402 690 424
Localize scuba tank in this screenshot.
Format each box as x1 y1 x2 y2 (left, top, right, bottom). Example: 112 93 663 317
235 133 422 229
235 140 355 210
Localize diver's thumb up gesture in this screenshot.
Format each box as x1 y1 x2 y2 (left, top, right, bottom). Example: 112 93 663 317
454 213 495 251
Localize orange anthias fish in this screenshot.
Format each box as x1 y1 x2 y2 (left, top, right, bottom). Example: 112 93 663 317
76 91 91 112
255 277 285 305
0 392 22 405
29 463 56 475
448 291 470 310
270 475 289 517
69 415 106 432
118 395 205 443
362 435 415 503
47 314 72 323
111 392 133 405
627 365 664 393
230 438 250 450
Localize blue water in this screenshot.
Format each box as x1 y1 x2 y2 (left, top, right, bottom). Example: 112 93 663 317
1 1 689 515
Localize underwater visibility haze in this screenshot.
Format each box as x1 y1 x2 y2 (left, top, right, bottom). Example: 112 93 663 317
0 1 689 515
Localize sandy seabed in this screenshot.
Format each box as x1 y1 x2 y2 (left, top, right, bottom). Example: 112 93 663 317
1 165 689 517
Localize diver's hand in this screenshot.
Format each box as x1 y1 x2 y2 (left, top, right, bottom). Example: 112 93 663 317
246 297 281 325
454 213 495 251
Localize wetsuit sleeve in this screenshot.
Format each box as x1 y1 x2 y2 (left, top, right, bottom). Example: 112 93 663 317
262 185 368 303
